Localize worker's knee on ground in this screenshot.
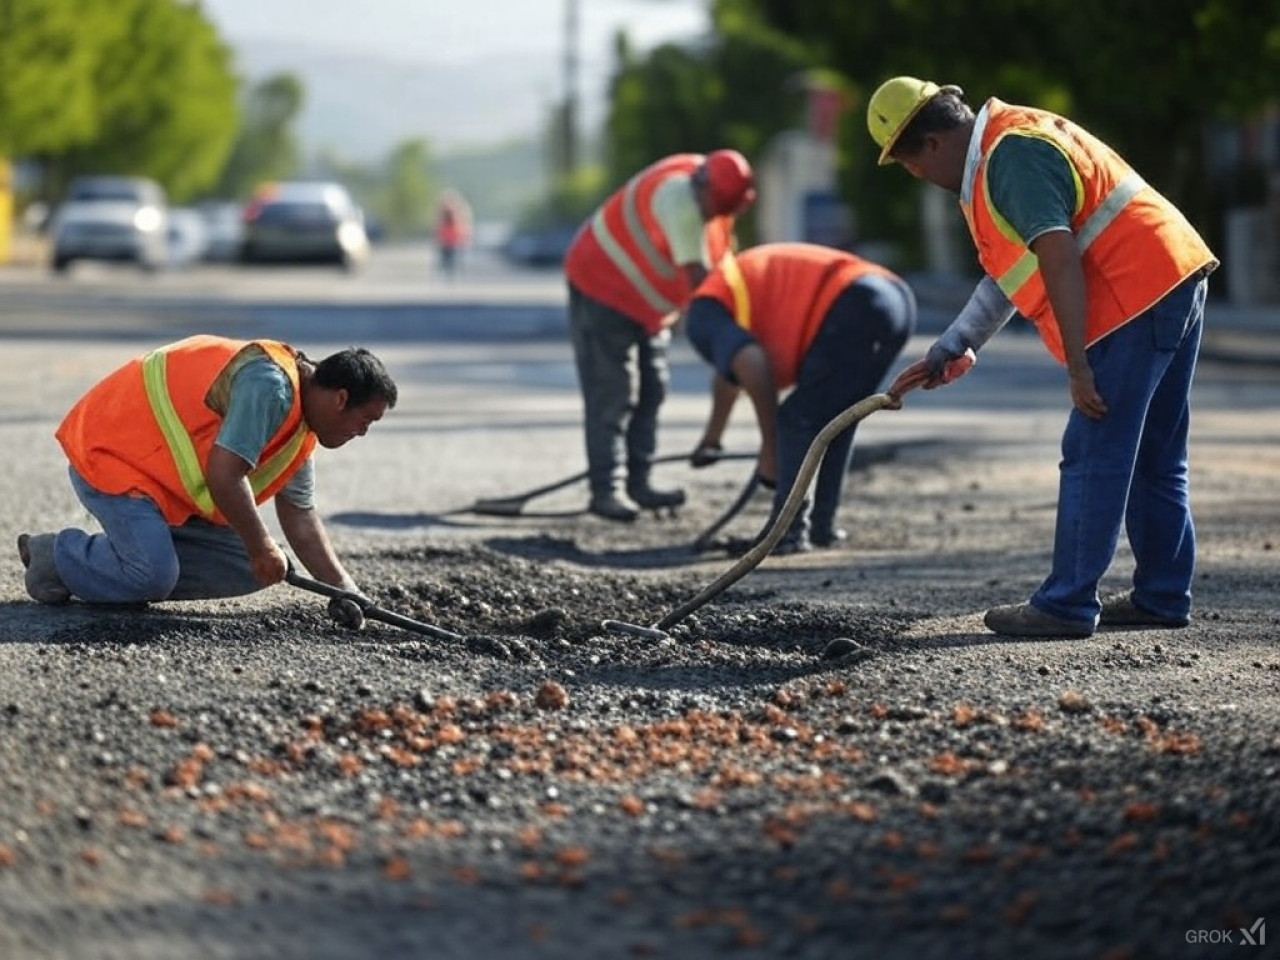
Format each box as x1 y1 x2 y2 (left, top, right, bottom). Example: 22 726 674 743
126 555 181 602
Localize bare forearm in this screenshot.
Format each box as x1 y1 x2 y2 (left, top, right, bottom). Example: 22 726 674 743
205 447 273 553
700 374 739 447
277 498 354 589
729 344 779 480
1032 229 1106 419
1034 232 1089 372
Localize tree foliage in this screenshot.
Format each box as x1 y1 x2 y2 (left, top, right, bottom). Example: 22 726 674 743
604 0 1280 263
216 73 306 200
742 0 1280 250
0 0 238 202
601 16 812 240
0 0 100 157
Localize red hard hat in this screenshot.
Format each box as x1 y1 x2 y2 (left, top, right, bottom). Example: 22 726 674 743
698 149 756 216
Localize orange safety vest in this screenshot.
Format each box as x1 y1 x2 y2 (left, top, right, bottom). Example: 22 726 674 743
57 335 317 526
962 99 1217 364
565 154 736 335
694 242 902 389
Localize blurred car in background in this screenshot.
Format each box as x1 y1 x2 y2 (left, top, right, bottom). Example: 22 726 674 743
166 207 210 267
501 221 578 268
197 201 246 262
49 175 169 273
240 181 370 269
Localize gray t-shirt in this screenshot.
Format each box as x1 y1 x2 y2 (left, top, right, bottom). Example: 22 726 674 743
214 356 314 509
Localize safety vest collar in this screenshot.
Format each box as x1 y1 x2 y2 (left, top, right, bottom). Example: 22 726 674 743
959 100 992 210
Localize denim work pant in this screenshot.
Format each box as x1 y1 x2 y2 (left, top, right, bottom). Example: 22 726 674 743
1031 274 1207 625
52 467 260 604
774 274 916 542
567 284 671 498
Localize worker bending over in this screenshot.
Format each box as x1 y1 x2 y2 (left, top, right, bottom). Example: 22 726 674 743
686 242 915 554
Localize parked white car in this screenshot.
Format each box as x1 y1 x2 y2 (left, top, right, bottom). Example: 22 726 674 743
166 207 210 267
50 175 169 273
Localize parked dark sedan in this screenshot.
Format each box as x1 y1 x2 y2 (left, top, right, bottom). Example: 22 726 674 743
240 182 370 269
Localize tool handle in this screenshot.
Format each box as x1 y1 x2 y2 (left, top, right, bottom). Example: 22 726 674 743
656 392 898 631
284 567 465 643
470 451 756 515
691 472 761 551
362 606 465 642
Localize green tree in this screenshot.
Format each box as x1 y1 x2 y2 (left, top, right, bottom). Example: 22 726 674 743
602 16 811 242
216 73 306 200
0 0 101 157
741 0 1280 256
55 0 238 201
379 139 435 238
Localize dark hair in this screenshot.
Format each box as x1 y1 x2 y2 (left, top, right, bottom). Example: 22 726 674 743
891 85 973 159
312 347 398 408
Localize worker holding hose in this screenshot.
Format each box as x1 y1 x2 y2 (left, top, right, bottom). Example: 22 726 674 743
564 150 756 522
685 242 915 554
868 77 1217 637
18 335 397 629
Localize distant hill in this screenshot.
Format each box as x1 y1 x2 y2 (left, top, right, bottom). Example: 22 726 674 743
231 37 581 159
229 37 594 222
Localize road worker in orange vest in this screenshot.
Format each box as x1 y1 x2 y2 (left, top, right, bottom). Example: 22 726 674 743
868 77 1218 637
564 150 756 522
685 242 915 554
18 335 397 627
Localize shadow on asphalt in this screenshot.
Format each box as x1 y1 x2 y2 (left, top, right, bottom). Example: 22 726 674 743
483 535 708 570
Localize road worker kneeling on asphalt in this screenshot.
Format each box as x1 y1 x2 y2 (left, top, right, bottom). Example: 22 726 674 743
18 334 397 627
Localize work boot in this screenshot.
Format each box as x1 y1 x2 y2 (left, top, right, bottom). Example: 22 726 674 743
983 602 1094 638
17 533 71 605
772 533 812 556
811 527 849 549
625 479 686 511
1099 593 1189 629
588 490 640 523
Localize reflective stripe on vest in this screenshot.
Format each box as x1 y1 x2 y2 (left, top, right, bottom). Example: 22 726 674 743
988 171 1146 300
719 252 752 332
141 348 309 519
589 177 680 316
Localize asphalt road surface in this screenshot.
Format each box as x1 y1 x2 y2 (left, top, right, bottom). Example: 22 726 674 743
1 246 1278 960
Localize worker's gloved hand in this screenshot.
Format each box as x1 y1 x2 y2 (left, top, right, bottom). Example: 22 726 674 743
923 340 978 389
327 591 370 630
690 443 723 468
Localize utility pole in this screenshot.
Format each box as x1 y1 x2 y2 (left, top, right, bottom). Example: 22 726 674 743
560 0 580 179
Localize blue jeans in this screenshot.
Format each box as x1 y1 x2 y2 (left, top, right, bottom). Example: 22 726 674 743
53 467 260 604
1031 274 1207 625
774 274 915 542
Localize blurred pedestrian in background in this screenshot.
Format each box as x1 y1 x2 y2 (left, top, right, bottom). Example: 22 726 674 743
868 76 1218 637
564 150 756 522
685 242 915 553
435 189 472 278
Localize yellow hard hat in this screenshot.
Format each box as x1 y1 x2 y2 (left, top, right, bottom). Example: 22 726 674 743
867 76 940 166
